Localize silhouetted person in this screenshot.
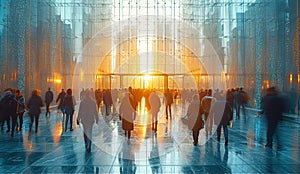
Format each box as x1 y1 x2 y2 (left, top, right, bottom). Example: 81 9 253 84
201 89 214 135
56 89 66 114
119 92 136 144
236 87 248 119
27 89 43 134
187 94 204 146
149 91 161 133
0 89 17 137
77 90 98 152
45 87 54 117
63 88 76 132
211 99 233 146
95 89 103 111
16 90 25 131
164 88 173 119
262 87 285 149
103 89 113 116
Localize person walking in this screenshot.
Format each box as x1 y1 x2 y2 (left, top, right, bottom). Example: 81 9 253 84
62 88 76 132
149 91 161 133
56 89 66 114
211 99 233 146
77 90 99 152
119 92 136 144
187 94 204 146
201 89 215 135
261 87 285 149
0 89 18 137
27 89 44 134
16 90 25 132
45 87 54 117
164 88 173 120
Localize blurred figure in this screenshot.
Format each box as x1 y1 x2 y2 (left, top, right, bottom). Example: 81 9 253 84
201 89 215 135
186 94 204 146
119 92 136 143
118 141 137 174
149 135 161 173
128 86 138 111
211 99 233 146
95 89 103 111
27 89 44 133
149 91 161 133
45 87 54 117
16 90 25 132
103 89 113 116
0 89 17 137
77 90 99 152
164 88 173 119
63 88 76 132
235 87 249 119
261 87 285 149
56 89 66 114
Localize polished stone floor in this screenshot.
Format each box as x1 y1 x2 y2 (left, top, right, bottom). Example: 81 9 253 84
0 101 300 174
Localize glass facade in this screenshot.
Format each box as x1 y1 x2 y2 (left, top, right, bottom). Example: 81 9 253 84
0 0 299 112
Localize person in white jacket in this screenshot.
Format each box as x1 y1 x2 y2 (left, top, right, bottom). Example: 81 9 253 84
77 89 99 152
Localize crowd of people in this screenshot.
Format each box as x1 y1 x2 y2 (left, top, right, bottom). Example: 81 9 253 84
0 85 286 151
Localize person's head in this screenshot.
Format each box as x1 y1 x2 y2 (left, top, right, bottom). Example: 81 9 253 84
66 88 72 95
16 89 22 96
32 89 38 96
48 87 51 91
266 87 277 95
193 94 199 101
129 86 133 92
207 89 212 96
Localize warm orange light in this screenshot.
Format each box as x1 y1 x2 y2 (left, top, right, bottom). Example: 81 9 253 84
290 74 293 84
54 79 61 84
298 74 300 84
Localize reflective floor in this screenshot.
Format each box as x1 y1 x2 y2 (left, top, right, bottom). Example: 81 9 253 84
0 102 300 173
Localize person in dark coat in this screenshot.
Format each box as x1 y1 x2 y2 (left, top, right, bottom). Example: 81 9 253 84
164 88 173 119
201 89 215 135
187 94 204 146
77 90 99 152
149 91 161 133
261 87 285 149
211 99 233 146
103 89 113 116
0 89 18 137
62 88 76 132
119 92 136 143
16 90 25 132
27 89 44 133
56 89 66 114
45 87 54 117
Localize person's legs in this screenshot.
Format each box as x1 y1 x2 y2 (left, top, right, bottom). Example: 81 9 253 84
18 112 24 131
165 105 169 119
35 114 40 133
223 125 228 145
193 130 199 145
46 103 50 116
216 125 221 141
168 105 172 118
266 120 276 148
70 114 73 131
11 115 17 137
65 114 70 132
29 114 34 132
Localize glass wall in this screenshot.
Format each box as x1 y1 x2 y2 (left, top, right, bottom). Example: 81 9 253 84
0 0 299 113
